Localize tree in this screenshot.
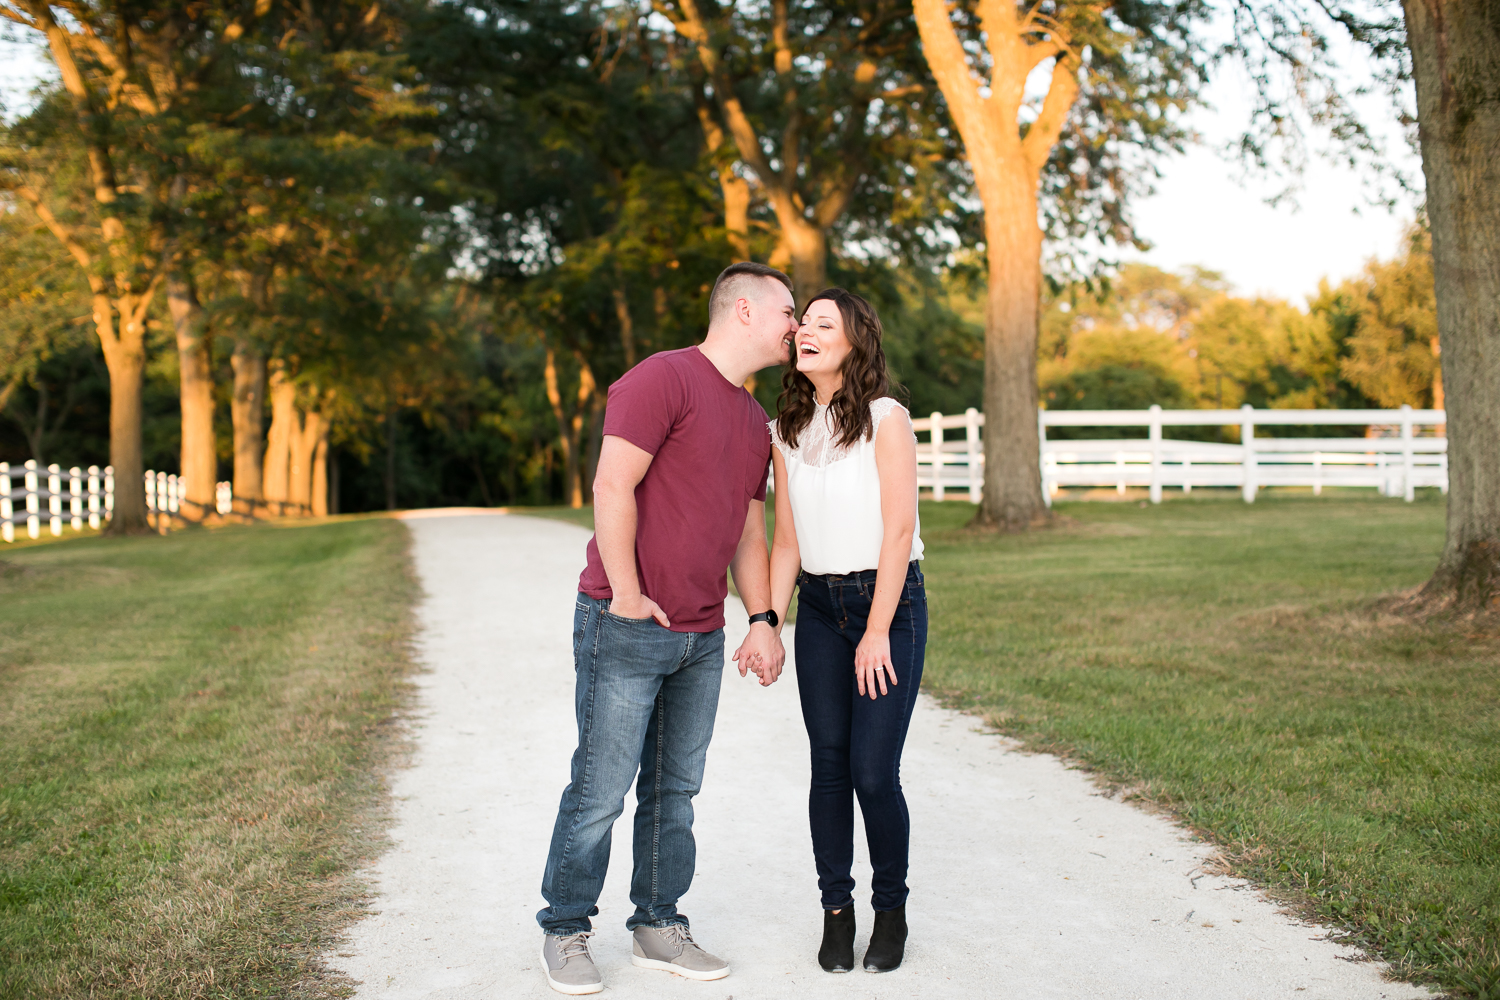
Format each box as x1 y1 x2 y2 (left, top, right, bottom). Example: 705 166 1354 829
0 0 267 532
912 0 1205 530
1226 0 1497 611
171 0 427 517
1316 226 1440 410
658 0 964 305
1402 0 1499 611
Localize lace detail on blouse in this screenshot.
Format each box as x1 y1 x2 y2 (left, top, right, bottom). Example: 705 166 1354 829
770 397 909 469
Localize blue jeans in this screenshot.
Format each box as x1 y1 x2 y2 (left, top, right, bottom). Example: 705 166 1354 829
537 594 725 935
795 562 927 912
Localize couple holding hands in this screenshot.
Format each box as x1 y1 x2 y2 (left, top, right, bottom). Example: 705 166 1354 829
536 262 927 994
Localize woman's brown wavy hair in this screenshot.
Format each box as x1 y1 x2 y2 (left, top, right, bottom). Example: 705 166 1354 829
775 288 902 450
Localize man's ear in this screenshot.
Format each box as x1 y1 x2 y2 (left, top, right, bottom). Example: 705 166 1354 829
736 295 754 325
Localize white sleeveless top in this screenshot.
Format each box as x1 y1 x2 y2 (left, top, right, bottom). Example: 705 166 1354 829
769 397 924 575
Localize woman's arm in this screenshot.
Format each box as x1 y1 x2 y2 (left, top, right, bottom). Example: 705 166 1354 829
854 407 918 699
768 446 802 638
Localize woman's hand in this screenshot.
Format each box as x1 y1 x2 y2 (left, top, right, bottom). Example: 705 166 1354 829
854 629 898 699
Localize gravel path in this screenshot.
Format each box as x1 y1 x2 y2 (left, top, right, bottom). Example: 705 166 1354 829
325 511 1429 1000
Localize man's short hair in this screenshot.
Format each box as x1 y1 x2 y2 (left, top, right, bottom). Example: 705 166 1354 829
708 262 794 324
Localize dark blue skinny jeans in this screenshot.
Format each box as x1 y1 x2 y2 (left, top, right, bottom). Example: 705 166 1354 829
795 561 927 912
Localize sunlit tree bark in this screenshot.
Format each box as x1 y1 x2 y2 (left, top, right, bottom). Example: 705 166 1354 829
913 0 1079 530
263 364 296 516
168 271 217 523
1402 0 1500 612
543 346 597 509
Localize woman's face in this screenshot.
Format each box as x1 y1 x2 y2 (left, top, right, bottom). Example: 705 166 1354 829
795 299 852 384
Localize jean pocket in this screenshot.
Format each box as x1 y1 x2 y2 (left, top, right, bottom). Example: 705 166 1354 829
602 608 657 625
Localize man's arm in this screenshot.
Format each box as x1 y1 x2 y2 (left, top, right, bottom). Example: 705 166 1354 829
730 499 785 685
593 434 669 627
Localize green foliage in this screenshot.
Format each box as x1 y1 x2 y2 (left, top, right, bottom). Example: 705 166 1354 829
0 210 102 464
1313 225 1439 409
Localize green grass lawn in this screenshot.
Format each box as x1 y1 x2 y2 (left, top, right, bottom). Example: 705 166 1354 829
2 497 1493 998
0 519 417 999
917 493 1497 999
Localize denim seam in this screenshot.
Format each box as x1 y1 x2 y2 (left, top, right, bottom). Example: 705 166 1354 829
649 691 666 920
554 601 600 905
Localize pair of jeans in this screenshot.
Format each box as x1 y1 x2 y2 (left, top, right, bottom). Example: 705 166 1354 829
795 561 927 912
537 594 725 935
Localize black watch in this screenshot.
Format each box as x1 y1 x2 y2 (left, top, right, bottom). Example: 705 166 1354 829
748 609 779 629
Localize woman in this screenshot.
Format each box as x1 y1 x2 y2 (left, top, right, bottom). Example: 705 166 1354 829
766 288 926 974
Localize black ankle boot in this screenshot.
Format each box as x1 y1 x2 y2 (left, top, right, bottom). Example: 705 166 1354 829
818 907 856 972
863 904 907 973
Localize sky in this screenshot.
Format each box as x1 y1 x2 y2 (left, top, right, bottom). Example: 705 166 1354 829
1118 58 1422 304
1 34 1421 305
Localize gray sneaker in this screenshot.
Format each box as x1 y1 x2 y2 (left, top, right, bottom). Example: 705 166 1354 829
541 931 603 995
631 923 730 981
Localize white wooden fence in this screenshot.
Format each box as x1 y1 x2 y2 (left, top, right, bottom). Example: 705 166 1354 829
0 460 233 542
913 404 1447 505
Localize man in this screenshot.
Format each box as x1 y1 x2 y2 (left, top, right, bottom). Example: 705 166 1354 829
538 262 797 995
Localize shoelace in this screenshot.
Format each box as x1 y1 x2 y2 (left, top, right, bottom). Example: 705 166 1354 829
555 930 594 962
658 924 695 949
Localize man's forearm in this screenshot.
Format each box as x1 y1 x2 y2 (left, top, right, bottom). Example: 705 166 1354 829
730 536 772 614
594 483 643 599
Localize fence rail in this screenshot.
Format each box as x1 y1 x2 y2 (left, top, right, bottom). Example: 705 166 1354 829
1 460 232 542
911 404 1447 505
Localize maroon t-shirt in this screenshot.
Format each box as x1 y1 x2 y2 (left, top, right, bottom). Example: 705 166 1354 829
579 346 770 632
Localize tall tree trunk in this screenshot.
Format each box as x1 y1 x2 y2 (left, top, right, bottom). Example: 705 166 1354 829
263 364 296 515
723 174 751 263
914 0 1079 532
289 403 323 516
230 340 266 515
97 295 152 534
1405 0 1500 612
543 347 597 509
168 271 216 523
15 24 161 536
310 418 331 517
980 196 1047 529
1430 336 1444 412
670 0 870 310
780 216 829 310
612 282 637 368
696 92 752 262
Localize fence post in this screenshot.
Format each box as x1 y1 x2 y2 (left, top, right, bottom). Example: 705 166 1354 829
1241 404 1257 503
930 411 945 501
1148 404 1163 504
25 460 40 539
47 464 62 536
1313 452 1323 496
69 467 82 531
0 462 11 543
1038 408 1053 508
88 466 101 529
965 407 981 503
1400 403 1415 502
